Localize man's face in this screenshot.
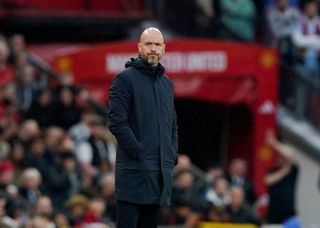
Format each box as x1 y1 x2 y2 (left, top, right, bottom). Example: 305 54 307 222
36 197 52 216
230 187 244 208
230 159 247 177
277 0 288 9
0 170 15 185
138 30 165 67
305 2 318 18
24 176 39 190
215 178 228 196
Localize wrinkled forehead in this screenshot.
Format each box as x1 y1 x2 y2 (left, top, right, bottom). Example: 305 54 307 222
140 30 164 44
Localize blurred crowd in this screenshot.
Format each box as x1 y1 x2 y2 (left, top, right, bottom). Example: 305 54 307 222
165 0 320 84
158 131 299 227
0 33 118 227
266 0 320 84
160 156 261 227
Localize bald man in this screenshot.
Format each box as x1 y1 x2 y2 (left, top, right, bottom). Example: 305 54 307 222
108 28 178 228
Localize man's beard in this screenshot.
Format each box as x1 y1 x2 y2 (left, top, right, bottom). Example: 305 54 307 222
145 54 160 66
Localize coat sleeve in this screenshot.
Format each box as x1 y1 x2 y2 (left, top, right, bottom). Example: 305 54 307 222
108 75 143 159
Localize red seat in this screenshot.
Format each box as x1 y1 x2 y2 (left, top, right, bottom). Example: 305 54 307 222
0 0 29 7
87 0 122 11
1 0 145 12
88 0 144 11
2 0 85 11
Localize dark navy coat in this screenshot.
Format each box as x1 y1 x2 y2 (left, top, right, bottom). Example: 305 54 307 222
108 57 178 205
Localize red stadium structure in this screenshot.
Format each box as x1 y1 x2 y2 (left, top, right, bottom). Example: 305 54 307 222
0 0 144 11
29 39 279 197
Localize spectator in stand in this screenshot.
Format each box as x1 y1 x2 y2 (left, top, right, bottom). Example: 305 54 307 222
99 173 117 223
77 198 112 227
46 151 81 210
80 164 100 199
306 0 320 10
264 130 300 224
8 34 27 65
0 50 17 123
266 0 301 63
1 123 20 144
43 126 65 168
0 126 10 162
15 53 47 114
26 89 56 129
61 151 82 197
69 109 96 145
66 194 90 227
9 119 40 151
54 72 79 95
225 186 261 224
0 99 21 125
170 198 200 227
0 83 20 125
0 35 15 87
54 86 81 130
75 115 116 172
205 176 230 208
3 197 28 227
14 50 29 74
226 158 256 205
172 169 205 214
195 0 216 36
34 196 53 220
54 212 70 228
9 142 25 184
205 163 225 184
219 0 257 41
0 192 7 217
86 116 116 168
0 161 17 197
25 136 49 192
1 78 16 100
0 194 15 227
18 168 42 210
292 1 320 83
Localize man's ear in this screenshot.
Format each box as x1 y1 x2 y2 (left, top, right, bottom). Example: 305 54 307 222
137 42 142 53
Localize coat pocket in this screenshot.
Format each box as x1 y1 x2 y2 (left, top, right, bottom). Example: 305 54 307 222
124 143 144 160
117 169 146 193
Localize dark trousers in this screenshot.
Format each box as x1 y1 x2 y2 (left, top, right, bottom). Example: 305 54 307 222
116 200 160 228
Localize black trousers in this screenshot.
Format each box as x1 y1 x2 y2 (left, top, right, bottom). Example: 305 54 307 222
116 200 160 228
